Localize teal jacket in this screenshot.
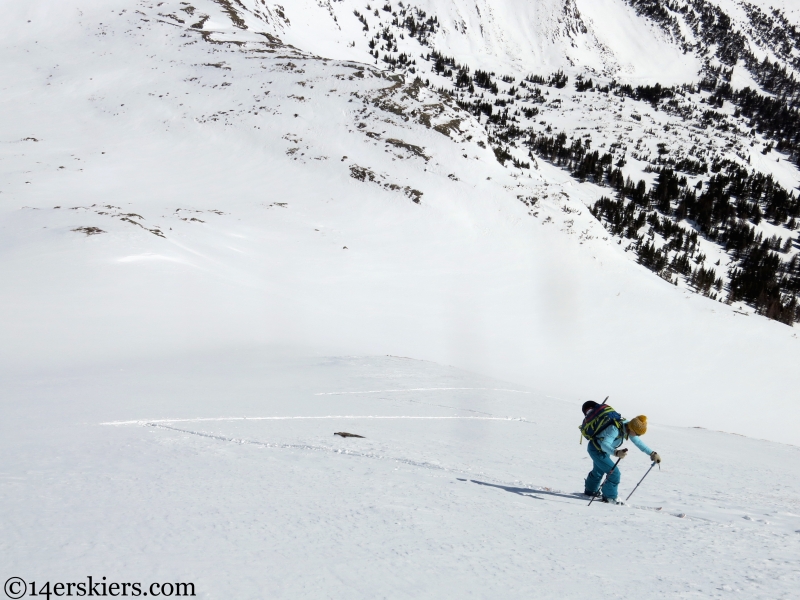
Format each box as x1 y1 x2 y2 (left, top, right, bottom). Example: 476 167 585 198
596 419 652 457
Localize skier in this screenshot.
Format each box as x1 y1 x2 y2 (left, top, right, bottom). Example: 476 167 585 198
580 400 661 504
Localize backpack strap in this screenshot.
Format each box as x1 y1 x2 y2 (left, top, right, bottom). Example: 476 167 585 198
588 417 623 453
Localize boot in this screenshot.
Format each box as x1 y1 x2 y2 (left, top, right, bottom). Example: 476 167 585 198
601 496 625 505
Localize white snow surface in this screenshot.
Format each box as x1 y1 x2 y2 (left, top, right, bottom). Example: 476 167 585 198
3 352 800 598
2 2 800 595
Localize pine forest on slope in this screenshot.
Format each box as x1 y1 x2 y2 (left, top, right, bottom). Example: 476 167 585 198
367 0 800 324
208 0 800 324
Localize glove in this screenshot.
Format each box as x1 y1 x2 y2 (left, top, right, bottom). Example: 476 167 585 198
613 448 628 458
650 451 661 464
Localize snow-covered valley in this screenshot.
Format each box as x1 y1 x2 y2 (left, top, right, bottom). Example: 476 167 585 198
2 0 800 596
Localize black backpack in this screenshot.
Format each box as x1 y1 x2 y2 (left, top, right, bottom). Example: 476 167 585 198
580 403 624 452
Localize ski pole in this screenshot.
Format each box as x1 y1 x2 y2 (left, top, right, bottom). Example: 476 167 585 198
588 456 622 506
625 461 657 502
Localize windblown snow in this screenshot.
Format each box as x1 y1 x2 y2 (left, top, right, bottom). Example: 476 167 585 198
2 0 800 597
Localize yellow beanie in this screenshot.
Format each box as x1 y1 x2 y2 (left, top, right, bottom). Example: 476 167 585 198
628 415 648 436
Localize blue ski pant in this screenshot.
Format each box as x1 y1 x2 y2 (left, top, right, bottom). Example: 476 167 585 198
585 443 621 499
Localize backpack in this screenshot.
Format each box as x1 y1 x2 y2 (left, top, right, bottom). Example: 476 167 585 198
580 403 624 452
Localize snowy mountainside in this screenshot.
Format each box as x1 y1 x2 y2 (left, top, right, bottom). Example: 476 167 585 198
4 3 800 596
309 0 800 323
1 0 800 448
194 0 800 322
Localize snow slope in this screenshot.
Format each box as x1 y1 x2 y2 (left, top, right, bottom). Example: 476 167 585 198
1 0 800 446
3 1 800 596
2 352 799 598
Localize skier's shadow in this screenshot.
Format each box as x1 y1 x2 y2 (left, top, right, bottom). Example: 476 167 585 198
461 478 580 502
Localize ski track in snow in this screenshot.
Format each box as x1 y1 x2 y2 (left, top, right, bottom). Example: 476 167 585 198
101 415 533 425
146 420 691 522
145 422 480 476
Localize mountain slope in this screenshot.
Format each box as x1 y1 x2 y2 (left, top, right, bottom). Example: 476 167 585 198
4 3 800 597
183 0 800 323
1 0 799 449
